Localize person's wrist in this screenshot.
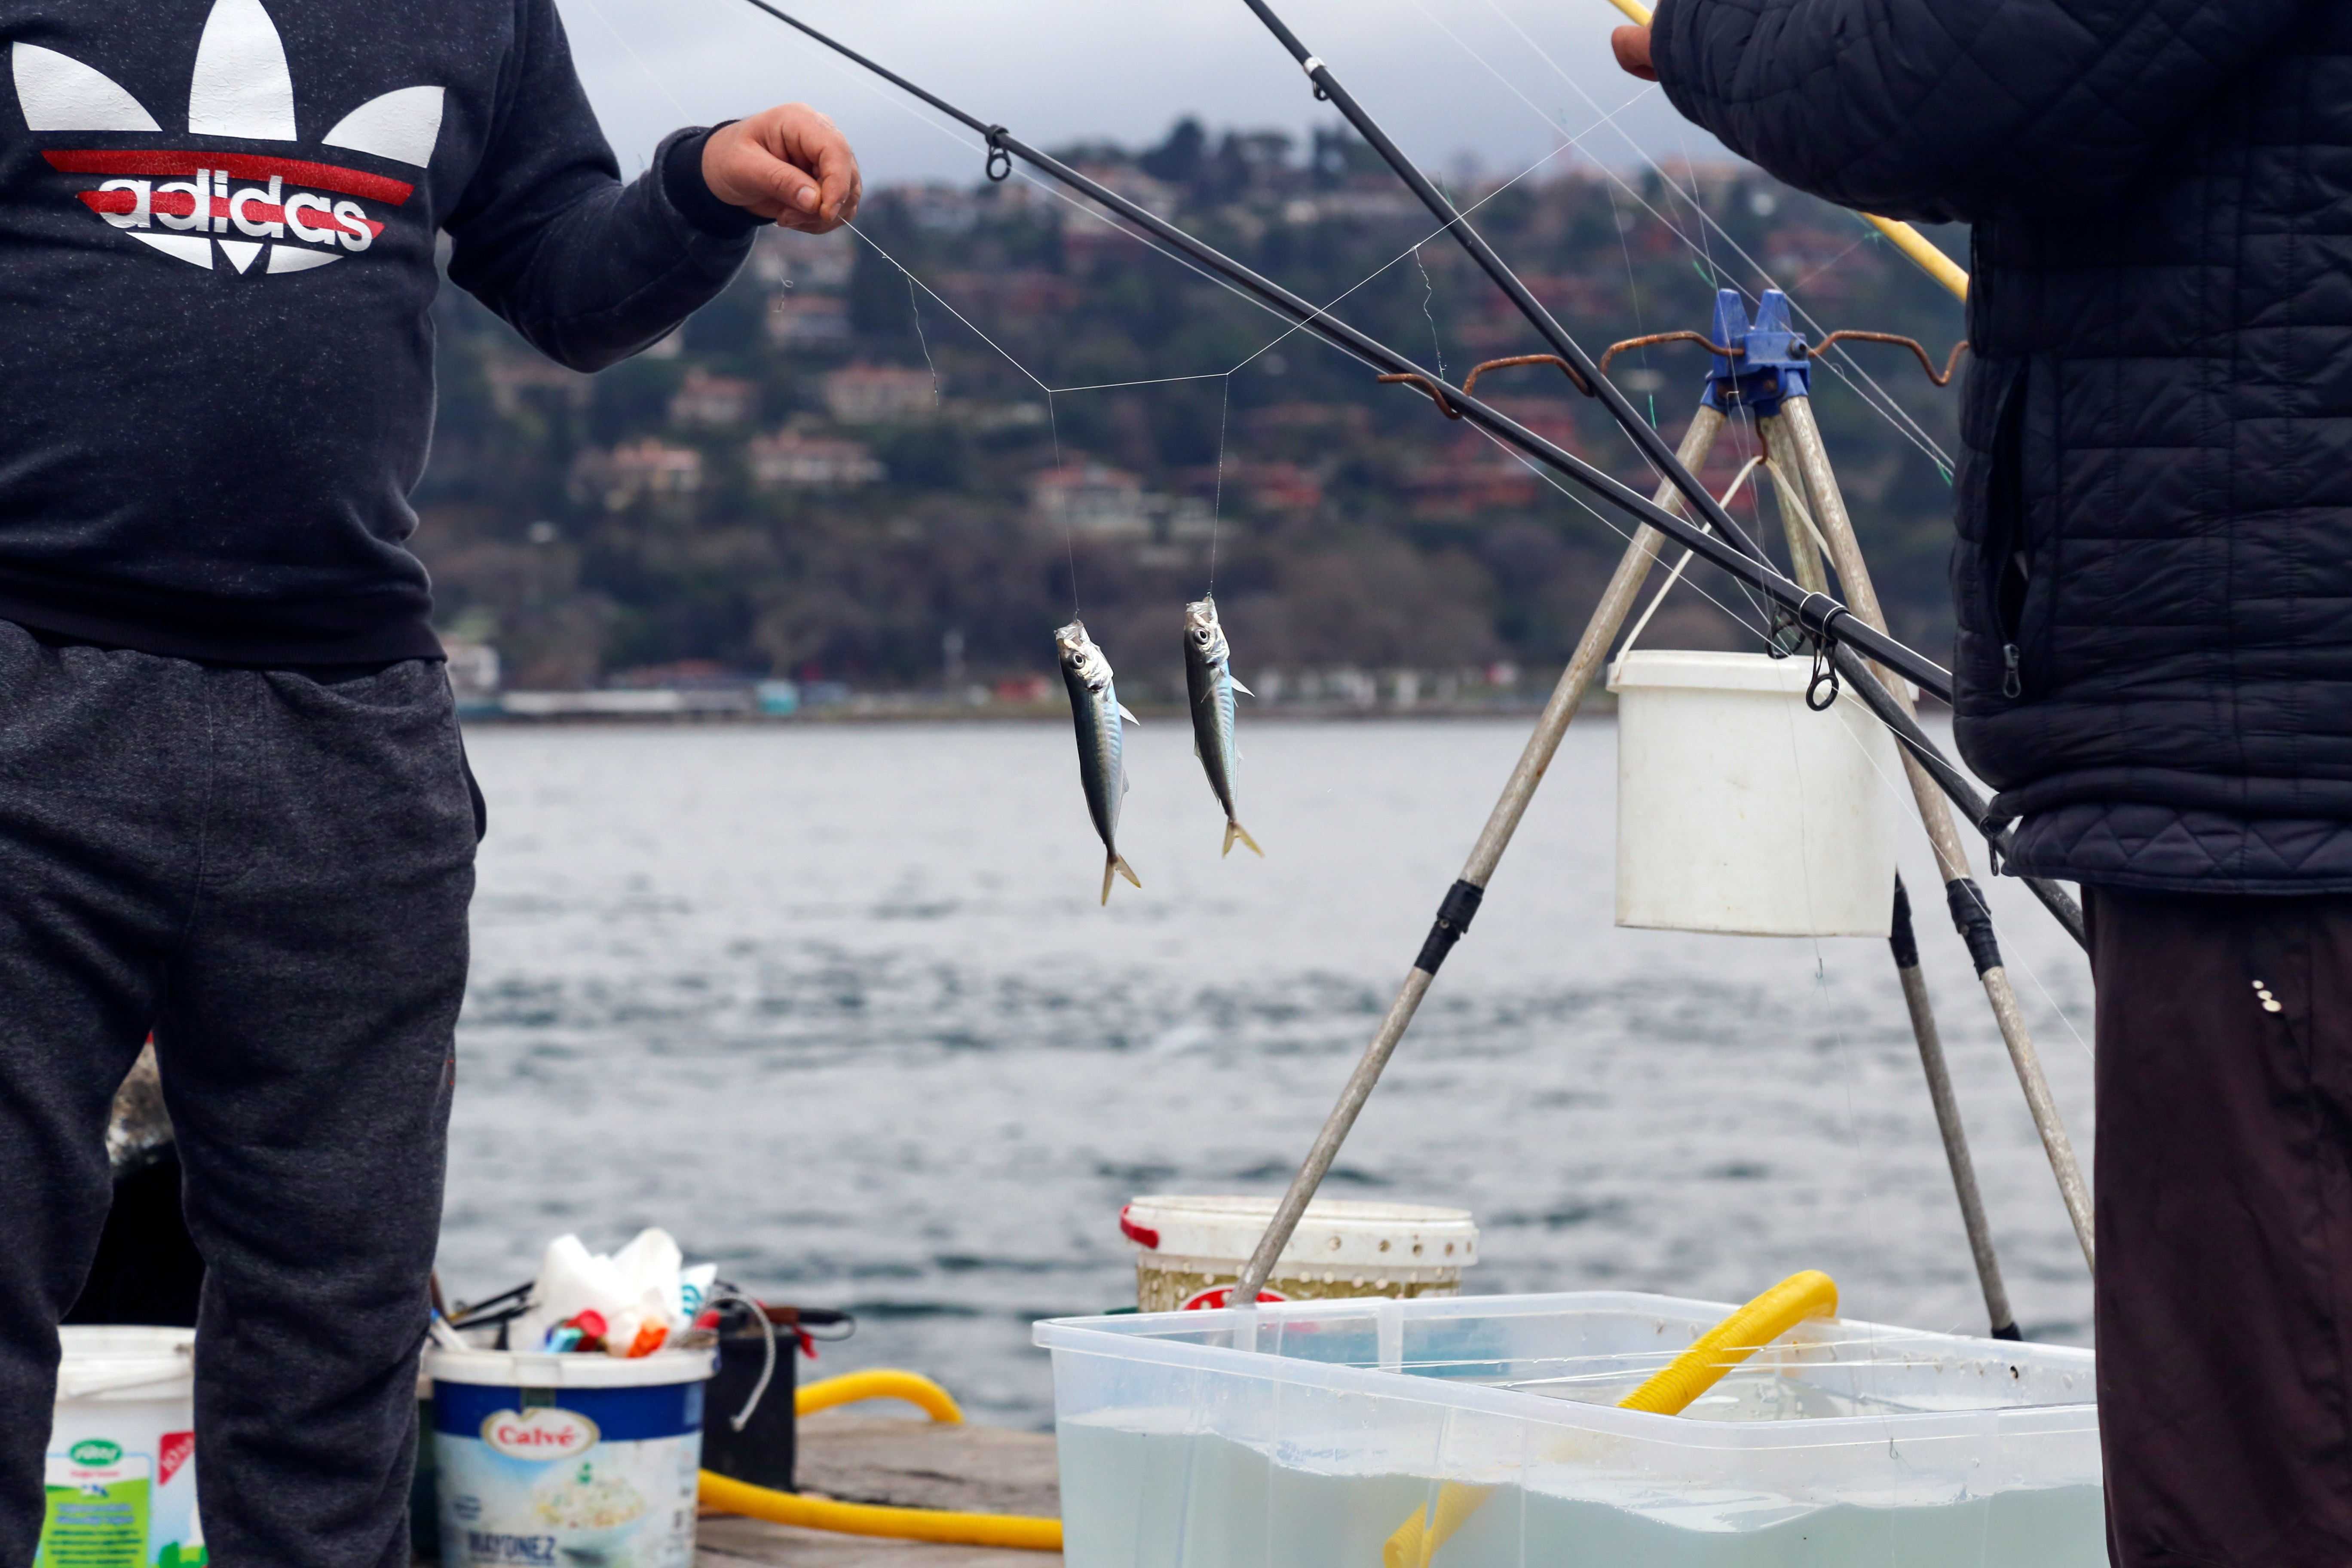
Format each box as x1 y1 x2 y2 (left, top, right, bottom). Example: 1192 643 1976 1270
662 124 766 238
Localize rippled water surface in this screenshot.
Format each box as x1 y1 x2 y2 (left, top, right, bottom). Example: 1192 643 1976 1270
438 718 2095 1428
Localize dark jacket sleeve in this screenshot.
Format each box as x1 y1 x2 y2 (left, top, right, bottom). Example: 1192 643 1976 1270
1650 0 2312 223
441 0 760 371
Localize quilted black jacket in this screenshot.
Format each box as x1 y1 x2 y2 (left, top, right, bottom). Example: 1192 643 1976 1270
1652 0 2352 892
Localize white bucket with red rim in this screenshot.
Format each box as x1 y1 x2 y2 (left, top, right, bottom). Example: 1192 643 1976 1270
1120 1195 1478 1312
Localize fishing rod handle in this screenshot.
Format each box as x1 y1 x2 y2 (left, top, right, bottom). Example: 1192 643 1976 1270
1232 968 1434 1305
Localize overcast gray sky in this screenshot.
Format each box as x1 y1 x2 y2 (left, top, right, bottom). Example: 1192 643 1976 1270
553 0 1735 188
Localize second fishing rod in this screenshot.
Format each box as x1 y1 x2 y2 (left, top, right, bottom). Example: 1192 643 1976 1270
1226 0 2094 1292
741 0 1949 698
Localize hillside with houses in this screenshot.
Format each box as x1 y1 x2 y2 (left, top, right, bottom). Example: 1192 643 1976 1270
412 122 1967 707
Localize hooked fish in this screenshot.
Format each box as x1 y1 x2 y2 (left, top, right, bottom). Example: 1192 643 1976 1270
1054 618 1143 904
1183 595 1262 858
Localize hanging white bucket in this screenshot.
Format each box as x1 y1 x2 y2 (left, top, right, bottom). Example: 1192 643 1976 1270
1609 649 1899 937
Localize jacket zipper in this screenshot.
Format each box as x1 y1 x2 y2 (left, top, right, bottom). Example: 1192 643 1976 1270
2001 640 2021 700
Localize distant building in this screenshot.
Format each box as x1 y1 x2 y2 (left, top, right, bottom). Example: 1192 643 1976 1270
571 439 703 509
482 355 592 416
442 639 501 699
749 430 885 488
766 291 851 346
750 226 854 289
1240 461 1322 515
668 367 757 428
821 364 940 424
903 183 981 233
1404 433 1540 517
1030 461 1151 539
934 270 1076 319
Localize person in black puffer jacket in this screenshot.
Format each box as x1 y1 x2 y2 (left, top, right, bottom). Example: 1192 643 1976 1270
1617 2 2352 1560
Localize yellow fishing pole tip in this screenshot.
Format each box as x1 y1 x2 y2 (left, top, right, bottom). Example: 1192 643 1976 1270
1600 0 1654 26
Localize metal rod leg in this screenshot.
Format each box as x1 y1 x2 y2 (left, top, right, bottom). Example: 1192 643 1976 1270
1891 876 2018 1338
1231 407 1728 1305
1773 395 2095 1274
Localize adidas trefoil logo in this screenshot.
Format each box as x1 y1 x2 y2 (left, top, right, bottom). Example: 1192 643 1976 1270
14 0 442 274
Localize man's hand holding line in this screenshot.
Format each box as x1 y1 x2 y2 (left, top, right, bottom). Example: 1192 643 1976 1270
703 104 864 231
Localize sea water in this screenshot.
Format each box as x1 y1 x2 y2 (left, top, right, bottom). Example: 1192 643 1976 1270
1057 1416 2104 1568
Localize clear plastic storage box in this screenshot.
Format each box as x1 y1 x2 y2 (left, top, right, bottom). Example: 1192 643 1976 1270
1035 1292 2101 1567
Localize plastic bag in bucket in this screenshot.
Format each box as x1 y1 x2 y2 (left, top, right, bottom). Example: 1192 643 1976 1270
425 1346 714 1568
46 1326 203 1568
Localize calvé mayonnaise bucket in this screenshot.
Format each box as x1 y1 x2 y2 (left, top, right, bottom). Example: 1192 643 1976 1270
425 1346 714 1568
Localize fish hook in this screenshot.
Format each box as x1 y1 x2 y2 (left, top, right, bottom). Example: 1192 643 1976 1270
983 126 1012 183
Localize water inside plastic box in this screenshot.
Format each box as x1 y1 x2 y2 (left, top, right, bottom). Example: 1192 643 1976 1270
1034 1291 2101 1567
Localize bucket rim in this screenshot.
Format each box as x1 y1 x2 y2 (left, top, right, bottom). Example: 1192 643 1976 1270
423 1346 717 1389
1608 648 1854 696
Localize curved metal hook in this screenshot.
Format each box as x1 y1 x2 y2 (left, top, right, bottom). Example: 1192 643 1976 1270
1376 372 1464 419
1597 331 1739 378
1807 331 1969 387
1461 353 1597 399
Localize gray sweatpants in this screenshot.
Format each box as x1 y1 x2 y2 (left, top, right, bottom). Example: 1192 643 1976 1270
0 623 478 1568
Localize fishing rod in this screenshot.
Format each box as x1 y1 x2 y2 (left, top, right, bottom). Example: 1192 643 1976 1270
733 0 1942 701
1590 0 1969 302
1229 0 2081 942
726 0 2091 1300
1229 0 2095 1297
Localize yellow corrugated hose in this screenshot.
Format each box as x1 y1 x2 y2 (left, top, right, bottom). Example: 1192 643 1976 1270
698 1368 1063 1551
793 1367 967 1423
1596 0 1970 302
1383 1271 1839 1568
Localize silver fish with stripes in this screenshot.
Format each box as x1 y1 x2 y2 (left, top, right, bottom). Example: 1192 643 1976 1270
1055 618 1143 904
1183 595 1261 858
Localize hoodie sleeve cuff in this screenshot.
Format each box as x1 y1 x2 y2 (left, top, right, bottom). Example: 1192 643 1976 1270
662 123 770 239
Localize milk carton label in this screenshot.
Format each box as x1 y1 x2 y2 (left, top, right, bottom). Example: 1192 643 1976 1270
41 1427 202 1568
435 1378 705 1568
41 1453 149 1568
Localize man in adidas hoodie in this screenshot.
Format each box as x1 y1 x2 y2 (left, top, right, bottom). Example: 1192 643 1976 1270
0 0 856 1562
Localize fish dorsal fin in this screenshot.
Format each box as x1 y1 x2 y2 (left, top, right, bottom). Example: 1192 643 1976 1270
1231 676 1255 698
1118 703 1140 725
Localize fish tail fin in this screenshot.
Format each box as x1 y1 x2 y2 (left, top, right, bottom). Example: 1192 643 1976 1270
1224 819 1263 858
1102 852 1142 903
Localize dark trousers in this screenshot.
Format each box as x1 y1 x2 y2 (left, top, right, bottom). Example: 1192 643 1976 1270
2092 888 2352 1566
0 624 477 1568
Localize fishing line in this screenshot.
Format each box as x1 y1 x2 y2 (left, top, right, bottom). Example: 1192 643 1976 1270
1209 377 1231 592
1414 247 1447 382
906 274 943 408
1822 680 2096 1064
1403 0 1959 476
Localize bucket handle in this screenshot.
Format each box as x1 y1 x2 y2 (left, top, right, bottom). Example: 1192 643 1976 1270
58 1352 193 1401
1614 456 1765 668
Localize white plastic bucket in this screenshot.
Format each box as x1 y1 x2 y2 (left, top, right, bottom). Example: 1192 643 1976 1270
425 1347 715 1568
46 1326 203 1568
1121 1196 1478 1311
1609 649 1899 937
